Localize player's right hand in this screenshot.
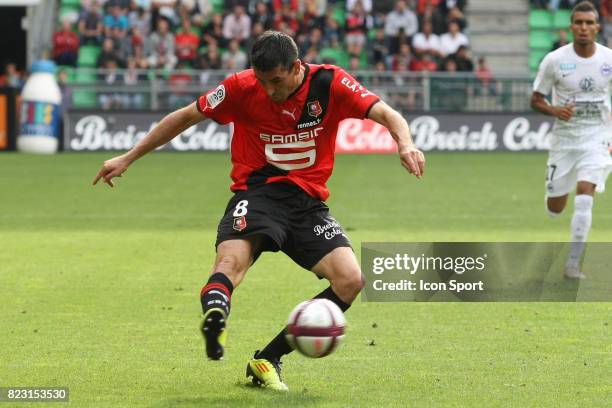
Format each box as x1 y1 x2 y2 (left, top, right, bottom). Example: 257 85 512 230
92 154 131 188
554 104 574 121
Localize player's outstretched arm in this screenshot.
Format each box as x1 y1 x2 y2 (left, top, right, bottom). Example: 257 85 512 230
530 92 574 121
93 102 205 187
367 101 425 178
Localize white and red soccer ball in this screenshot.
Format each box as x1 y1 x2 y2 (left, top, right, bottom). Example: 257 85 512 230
285 299 346 358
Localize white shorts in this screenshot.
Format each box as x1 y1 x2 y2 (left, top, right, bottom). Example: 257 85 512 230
545 148 612 197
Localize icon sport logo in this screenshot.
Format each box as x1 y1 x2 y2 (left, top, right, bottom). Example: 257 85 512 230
307 101 322 118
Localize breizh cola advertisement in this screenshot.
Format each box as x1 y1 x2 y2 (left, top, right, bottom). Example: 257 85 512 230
64 110 554 153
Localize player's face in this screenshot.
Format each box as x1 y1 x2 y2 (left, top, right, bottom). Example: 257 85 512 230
570 11 599 46
254 61 301 104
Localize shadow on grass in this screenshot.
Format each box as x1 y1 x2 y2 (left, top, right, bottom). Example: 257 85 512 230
151 382 324 408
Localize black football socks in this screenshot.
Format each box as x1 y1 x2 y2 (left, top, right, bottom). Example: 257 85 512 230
200 272 234 317
256 286 350 361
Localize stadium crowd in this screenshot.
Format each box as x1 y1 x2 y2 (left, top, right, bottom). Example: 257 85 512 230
50 0 474 75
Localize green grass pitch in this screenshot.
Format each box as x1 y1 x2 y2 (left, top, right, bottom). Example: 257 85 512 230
0 152 610 407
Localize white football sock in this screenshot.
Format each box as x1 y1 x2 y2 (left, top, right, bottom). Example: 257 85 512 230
567 194 593 267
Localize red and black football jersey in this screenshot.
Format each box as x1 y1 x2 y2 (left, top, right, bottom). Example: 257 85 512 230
196 63 380 200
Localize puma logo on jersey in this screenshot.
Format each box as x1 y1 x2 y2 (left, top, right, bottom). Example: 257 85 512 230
281 108 296 120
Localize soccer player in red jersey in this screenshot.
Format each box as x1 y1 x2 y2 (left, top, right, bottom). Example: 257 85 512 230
93 31 425 390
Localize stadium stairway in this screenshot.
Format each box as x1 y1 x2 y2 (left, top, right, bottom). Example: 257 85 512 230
467 0 529 75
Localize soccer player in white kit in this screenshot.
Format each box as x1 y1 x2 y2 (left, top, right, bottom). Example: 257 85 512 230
531 1 612 279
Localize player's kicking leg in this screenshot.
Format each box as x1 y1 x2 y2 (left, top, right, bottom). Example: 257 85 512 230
564 181 596 279
247 247 363 390
200 238 259 360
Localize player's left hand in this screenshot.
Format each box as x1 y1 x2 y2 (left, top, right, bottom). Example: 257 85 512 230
399 146 425 178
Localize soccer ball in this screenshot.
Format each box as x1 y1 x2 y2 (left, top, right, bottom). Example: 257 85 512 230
285 299 346 358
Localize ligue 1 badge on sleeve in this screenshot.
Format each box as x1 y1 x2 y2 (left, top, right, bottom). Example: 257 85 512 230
307 100 322 118
233 216 247 232
206 84 226 109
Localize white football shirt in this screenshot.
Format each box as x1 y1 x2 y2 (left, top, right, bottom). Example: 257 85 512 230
533 42 612 150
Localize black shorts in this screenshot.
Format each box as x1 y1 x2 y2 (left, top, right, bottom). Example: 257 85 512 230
215 182 352 270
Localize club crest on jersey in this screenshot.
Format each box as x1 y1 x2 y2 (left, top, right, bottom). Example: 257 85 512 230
579 76 595 92
233 216 247 232
601 63 612 77
206 84 225 109
307 100 322 118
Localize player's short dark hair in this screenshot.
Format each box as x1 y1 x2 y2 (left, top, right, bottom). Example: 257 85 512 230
571 1 599 23
250 31 299 72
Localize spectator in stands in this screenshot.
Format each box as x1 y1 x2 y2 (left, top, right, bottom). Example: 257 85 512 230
409 51 438 71
370 27 389 65
179 0 212 27
221 38 248 70
371 60 391 90
384 0 419 54
271 0 298 13
439 20 468 57
168 63 193 108
128 3 152 37
0 63 24 88
416 0 441 15
131 26 146 67
391 59 417 111
433 58 466 110
322 8 341 47
196 41 222 69
412 20 441 57
57 68 72 111
122 57 145 109
78 0 104 45
551 29 570 50
145 18 177 69
251 1 275 30
53 19 80 67
347 0 373 14
299 26 324 57
111 26 132 67
450 45 473 71
274 3 300 37
302 46 321 63
98 59 123 110
419 1 446 34
391 43 412 70
301 0 327 30
152 0 179 29
97 37 122 68
176 18 200 67
106 0 131 12
104 3 129 37
445 6 466 31
202 13 225 47
440 0 466 14
245 21 265 59
348 56 365 82
223 5 252 45
475 56 497 96
602 0 612 46
345 1 373 58
133 0 153 8
548 0 579 12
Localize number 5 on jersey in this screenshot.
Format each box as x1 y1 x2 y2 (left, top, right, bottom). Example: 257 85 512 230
232 200 248 231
